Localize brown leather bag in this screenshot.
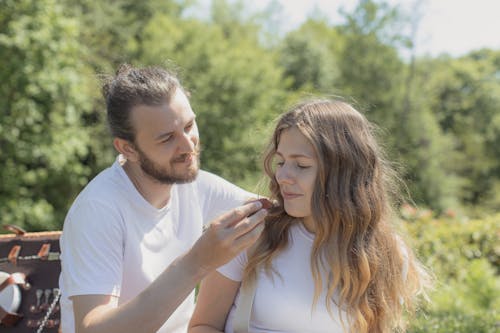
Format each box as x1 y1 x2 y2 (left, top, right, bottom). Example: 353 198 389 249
0 225 61 332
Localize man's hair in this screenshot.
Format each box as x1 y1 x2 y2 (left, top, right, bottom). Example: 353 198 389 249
102 64 183 142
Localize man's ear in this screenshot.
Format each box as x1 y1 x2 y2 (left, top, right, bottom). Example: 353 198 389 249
113 137 139 162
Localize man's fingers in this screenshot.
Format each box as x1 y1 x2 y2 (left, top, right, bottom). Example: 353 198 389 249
231 209 267 238
194 202 268 272
232 222 265 251
220 201 263 228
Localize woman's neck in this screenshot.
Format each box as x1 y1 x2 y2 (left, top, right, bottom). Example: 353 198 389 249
302 216 316 234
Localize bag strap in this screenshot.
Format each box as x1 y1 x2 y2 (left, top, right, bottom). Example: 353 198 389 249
232 280 256 333
233 246 258 333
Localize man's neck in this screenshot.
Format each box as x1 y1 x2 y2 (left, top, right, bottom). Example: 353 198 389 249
122 161 172 209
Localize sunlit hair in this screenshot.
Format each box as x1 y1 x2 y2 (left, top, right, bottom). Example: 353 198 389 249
244 99 430 333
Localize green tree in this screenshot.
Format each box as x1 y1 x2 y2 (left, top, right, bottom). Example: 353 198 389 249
337 0 406 133
0 0 94 230
336 0 460 211
395 70 461 211
279 19 342 93
62 0 192 70
426 50 500 211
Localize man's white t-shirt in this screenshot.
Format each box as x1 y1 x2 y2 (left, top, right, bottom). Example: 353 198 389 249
218 223 347 333
59 157 252 333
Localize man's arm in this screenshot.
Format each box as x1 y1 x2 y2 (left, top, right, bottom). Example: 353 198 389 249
72 200 267 333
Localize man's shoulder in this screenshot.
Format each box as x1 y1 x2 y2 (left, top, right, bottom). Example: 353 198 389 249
195 169 224 184
93 159 130 192
67 163 126 214
192 170 252 201
195 169 241 187
174 170 230 193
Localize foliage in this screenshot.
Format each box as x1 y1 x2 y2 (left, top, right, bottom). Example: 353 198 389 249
279 19 341 92
394 63 462 212
402 210 500 332
0 0 94 230
424 50 500 210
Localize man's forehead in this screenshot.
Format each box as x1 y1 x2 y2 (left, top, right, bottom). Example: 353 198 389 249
131 99 195 138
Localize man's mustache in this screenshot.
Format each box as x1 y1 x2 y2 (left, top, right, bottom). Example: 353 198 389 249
172 148 200 163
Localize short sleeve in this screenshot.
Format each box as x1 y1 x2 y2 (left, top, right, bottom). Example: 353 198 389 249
196 171 254 225
60 200 124 297
217 250 248 282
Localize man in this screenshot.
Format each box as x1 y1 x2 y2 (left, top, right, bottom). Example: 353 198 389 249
59 64 268 333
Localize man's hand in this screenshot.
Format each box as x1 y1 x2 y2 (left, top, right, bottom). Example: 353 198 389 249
189 200 268 274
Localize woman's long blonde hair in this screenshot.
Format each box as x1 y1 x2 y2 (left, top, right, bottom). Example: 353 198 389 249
244 99 429 333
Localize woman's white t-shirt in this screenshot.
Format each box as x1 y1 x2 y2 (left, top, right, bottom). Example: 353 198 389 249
218 223 347 333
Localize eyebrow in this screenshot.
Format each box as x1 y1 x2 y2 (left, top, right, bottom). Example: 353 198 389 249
275 151 314 160
154 116 196 141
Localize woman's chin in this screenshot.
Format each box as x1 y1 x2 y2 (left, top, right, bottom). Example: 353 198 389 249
283 206 306 219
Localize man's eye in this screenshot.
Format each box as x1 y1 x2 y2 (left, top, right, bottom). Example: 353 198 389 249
185 123 193 132
275 161 284 167
161 136 173 143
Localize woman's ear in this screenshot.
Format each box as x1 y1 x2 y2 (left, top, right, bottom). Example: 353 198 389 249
113 137 139 162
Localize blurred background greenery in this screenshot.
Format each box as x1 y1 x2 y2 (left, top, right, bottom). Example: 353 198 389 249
1 0 499 330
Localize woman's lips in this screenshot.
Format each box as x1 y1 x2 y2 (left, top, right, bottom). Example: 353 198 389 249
281 191 302 200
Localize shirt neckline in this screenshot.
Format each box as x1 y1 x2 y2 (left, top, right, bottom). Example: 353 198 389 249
295 222 315 242
113 155 172 215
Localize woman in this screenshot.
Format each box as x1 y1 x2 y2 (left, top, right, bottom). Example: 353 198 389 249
189 99 430 333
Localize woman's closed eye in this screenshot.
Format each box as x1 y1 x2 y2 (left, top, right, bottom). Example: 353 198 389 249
276 160 311 169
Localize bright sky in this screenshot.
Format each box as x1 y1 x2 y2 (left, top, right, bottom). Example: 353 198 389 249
249 0 500 57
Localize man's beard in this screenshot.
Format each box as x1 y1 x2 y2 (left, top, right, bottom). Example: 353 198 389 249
136 146 200 185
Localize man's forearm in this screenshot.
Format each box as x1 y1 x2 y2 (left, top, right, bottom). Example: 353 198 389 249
76 251 206 333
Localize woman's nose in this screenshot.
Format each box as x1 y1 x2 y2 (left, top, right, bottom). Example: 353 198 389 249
275 164 294 185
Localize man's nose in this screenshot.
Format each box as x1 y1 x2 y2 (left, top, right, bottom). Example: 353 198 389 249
179 132 197 153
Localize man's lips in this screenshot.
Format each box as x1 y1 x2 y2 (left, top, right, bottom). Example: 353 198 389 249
281 191 302 200
173 152 197 164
